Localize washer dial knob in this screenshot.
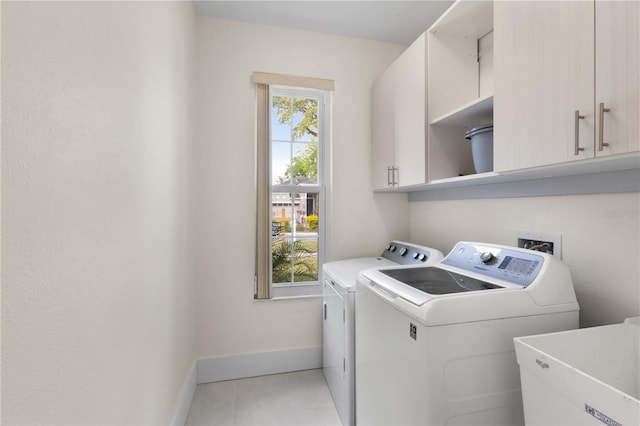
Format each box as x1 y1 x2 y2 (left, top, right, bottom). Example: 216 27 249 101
480 252 496 265
399 248 408 256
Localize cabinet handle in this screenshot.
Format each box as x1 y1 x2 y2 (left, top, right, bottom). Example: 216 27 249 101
387 167 393 186
574 110 585 156
598 102 610 151
393 167 399 186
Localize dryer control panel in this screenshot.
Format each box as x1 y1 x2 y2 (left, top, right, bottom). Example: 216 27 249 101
442 242 544 287
380 241 443 266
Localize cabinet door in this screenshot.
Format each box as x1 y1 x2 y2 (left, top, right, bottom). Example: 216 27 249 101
372 64 395 190
394 33 426 186
494 1 594 172
595 0 640 156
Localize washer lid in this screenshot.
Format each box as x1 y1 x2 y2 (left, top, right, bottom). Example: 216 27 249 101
381 267 502 295
324 257 396 291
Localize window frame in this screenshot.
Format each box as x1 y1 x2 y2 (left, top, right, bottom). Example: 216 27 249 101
255 84 331 299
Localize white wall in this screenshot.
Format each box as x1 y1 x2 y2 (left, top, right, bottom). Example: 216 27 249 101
1 2 196 424
194 17 407 358
409 192 640 327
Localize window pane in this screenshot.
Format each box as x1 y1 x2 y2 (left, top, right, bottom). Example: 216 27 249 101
291 142 318 185
271 193 293 284
292 192 319 282
271 95 320 186
272 96 292 141
271 117 290 142
291 97 318 142
272 142 290 184
271 192 319 284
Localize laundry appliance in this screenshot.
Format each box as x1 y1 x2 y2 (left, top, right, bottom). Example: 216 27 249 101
322 241 443 426
355 241 580 426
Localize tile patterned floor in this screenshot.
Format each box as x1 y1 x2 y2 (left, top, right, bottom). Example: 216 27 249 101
185 369 342 425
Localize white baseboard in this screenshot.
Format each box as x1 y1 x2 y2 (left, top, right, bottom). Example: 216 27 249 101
170 361 197 426
197 346 322 384
170 347 322 425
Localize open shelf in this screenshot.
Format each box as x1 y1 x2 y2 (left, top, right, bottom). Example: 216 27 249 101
430 95 493 127
425 0 494 183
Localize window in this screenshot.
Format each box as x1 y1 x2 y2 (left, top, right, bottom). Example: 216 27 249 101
253 73 333 299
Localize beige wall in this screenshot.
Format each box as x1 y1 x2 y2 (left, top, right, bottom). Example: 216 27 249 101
194 17 407 358
1 2 196 424
409 193 640 327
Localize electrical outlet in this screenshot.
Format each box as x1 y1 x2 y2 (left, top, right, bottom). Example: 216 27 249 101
517 231 562 259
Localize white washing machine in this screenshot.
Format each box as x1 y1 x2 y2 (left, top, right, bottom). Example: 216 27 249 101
322 241 443 426
355 241 580 426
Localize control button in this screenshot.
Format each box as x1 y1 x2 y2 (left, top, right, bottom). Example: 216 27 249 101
413 252 420 259
390 245 396 252
399 248 408 256
418 253 427 261
386 244 391 251
480 252 496 265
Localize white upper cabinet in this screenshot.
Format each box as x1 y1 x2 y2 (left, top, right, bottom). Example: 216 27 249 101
494 0 639 172
372 0 496 190
371 64 396 190
371 34 426 190
394 33 427 187
595 1 640 157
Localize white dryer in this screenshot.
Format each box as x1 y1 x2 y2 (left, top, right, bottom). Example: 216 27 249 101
322 241 443 426
355 242 580 426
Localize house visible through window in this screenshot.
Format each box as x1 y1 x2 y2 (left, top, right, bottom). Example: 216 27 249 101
253 73 333 299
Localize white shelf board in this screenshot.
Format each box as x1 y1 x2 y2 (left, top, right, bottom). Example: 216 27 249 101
427 171 501 186
383 171 511 193
374 153 640 196
430 95 493 127
501 153 640 179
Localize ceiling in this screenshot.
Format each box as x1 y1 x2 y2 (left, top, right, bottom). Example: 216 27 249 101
192 1 455 46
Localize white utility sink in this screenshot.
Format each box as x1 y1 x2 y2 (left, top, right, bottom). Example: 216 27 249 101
514 317 639 426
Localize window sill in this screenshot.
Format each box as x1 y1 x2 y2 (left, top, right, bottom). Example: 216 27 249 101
263 294 323 302
268 282 322 299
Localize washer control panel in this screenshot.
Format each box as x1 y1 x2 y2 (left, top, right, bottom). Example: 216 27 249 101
381 241 440 266
442 242 545 287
